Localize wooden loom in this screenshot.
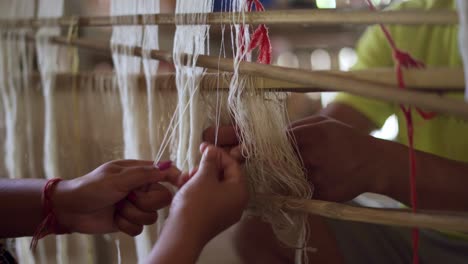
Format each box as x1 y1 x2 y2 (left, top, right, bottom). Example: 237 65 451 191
3 8 468 230
2 3 468 254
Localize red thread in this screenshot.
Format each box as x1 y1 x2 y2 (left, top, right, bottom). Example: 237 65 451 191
365 1 437 264
239 0 272 64
30 178 70 251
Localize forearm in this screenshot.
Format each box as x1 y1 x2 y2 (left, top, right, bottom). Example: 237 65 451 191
147 213 208 264
376 139 468 211
0 179 46 238
320 103 378 134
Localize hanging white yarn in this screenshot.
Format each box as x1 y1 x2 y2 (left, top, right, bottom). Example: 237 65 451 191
36 1 83 263
0 1 9 179
75 74 125 263
110 1 154 262
0 1 36 263
140 0 178 180
173 0 214 172
78 74 124 165
140 8 180 237
0 0 35 185
36 0 64 180
54 76 106 264
110 0 147 162
226 1 312 263
0 2 33 182
140 0 179 250
457 0 468 101
141 0 161 159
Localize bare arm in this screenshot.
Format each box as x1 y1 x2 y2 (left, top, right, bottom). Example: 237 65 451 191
0 179 47 238
204 102 468 211
319 102 468 210
320 102 378 134
147 213 208 264
289 117 468 211
380 137 468 211
147 145 247 264
0 160 180 239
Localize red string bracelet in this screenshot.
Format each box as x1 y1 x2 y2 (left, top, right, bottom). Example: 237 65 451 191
30 178 71 251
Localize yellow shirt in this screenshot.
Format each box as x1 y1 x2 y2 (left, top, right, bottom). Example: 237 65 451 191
335 0 468 240
335 0 468 163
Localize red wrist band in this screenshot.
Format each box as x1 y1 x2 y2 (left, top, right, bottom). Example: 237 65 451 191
30 178 70 251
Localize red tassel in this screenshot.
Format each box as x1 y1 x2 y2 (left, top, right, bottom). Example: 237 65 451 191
244 0 272 65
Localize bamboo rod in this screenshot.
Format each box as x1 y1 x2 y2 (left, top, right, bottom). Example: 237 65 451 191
314 68 464 92
25 35 468 119
264 196 468 233
0 9 458 28
47 71 464 93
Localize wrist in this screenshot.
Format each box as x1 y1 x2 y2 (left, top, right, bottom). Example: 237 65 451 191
52 179 78 232
152 211 209 263
31 178 73 249
167 208 211 246
369 137 406 197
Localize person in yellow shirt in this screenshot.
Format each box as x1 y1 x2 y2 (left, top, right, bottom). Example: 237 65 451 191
333 0 468 161
203 0 468 263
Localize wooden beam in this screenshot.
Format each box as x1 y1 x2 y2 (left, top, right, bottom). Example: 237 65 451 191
46 70 464 93
19 35 468 120
262 196 468 233
0 9 458 28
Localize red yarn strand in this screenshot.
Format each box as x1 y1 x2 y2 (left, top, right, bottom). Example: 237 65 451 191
243 0 272 64
30 178 70 251
364 1 437 263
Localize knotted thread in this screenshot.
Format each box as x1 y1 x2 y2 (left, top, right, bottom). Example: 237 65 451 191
365 1 437 263
238 0 272 64
30 178 70 251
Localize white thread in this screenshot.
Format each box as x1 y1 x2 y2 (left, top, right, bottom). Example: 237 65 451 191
0 1 36 263
226 1 312 263
115 238 122 264
457 0 468 101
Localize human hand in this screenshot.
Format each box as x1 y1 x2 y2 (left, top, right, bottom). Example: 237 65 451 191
289 115 389 202
202 126 243 161
169 144 248 243
53 160 182 236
